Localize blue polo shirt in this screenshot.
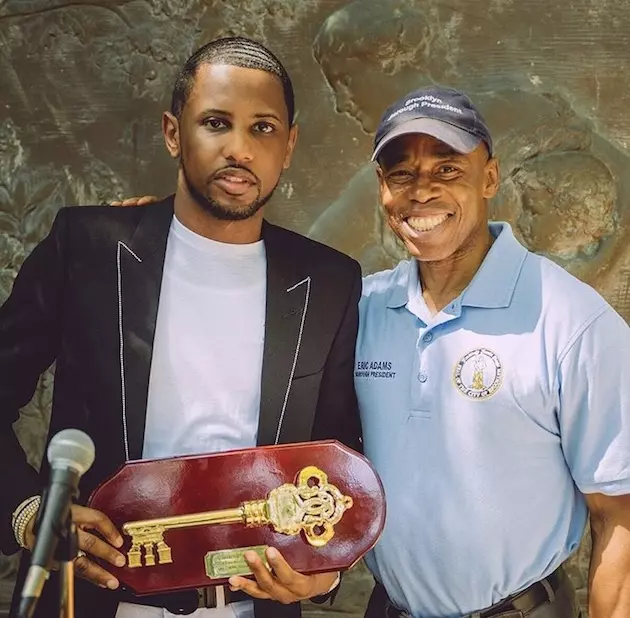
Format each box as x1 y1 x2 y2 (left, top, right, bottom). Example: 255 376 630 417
356 222 630 618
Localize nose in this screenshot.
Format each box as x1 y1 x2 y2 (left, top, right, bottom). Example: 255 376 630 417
410 174 440 204
221 127 254 164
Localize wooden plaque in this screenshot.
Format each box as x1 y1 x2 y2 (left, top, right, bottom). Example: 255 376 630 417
87 440 386 595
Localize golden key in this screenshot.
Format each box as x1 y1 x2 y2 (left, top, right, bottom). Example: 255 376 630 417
122 466 353 568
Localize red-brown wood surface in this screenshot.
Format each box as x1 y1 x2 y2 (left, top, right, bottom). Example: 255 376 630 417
87 440 385 595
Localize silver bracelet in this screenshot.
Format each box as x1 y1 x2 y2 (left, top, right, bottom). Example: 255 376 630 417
11 495 41 549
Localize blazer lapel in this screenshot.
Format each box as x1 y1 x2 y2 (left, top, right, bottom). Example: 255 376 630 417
257 223 311 446
116 197 173 461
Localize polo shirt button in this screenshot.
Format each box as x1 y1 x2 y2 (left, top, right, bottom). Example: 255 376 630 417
418 372 428 383
423 332 433 342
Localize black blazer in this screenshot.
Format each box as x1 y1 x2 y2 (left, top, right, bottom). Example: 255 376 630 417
0 196 362 618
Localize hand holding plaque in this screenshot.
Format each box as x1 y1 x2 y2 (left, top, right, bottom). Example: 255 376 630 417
230 545 341 603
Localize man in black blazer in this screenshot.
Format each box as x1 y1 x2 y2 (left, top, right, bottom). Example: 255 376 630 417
0 37 362 618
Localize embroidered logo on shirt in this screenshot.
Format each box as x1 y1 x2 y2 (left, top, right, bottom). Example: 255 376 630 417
453 348 503 400
355 360 396 379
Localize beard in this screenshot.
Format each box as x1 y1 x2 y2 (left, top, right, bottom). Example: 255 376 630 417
181 160 277 221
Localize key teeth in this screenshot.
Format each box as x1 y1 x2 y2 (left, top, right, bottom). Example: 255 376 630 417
144 542 156 566
157 541 173 565
126 540 173 567
127 546 142 569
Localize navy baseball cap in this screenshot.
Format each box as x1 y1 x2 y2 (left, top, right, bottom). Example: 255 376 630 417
372 85 493 161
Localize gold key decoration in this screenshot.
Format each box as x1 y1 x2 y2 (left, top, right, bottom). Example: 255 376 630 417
122 466 354 568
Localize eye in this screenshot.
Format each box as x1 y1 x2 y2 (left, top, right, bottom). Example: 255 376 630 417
203 117 228 130
386 169 414 184
253 122 275 134
437 165 460 175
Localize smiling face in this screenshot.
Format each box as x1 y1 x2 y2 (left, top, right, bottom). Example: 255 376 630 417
163 63 297 222
376 133 499 263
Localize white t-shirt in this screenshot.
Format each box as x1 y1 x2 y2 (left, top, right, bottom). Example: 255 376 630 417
116 216 266 618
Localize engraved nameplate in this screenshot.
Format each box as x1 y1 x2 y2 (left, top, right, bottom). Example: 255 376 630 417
204 545 270 579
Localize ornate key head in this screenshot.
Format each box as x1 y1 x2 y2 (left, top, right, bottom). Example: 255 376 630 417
265 466 354 546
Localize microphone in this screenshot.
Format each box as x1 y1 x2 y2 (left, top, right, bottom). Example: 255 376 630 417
19 429 95 618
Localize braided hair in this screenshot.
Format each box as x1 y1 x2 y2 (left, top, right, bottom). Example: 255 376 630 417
171 36 295 125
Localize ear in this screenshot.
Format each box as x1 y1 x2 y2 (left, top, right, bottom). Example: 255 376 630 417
283 123 299 169
162 111 180 159
375 163 395 207
483 157 499 199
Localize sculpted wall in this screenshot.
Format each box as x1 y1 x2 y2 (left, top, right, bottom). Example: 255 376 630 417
1 0 629 615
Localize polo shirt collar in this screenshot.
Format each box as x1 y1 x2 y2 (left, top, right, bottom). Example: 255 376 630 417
461 222 527 309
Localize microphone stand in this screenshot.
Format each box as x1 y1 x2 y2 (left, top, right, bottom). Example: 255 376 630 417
57 516 78 618
18 507 78 618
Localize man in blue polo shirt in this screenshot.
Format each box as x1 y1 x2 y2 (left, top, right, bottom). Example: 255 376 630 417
356 86 630 618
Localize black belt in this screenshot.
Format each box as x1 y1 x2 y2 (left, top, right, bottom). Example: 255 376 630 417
475 567 565 618
379 567 566 618
118 585 251 615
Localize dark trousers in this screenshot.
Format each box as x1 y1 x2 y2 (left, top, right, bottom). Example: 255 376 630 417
364 567 581 618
